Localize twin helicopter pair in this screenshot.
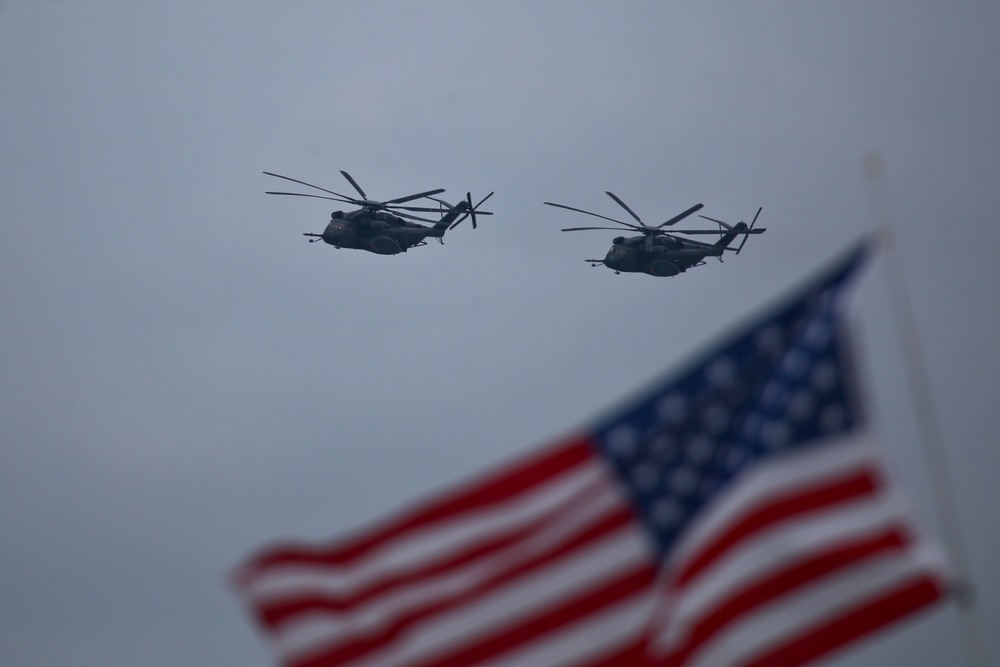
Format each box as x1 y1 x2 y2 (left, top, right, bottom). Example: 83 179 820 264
264 170 766 278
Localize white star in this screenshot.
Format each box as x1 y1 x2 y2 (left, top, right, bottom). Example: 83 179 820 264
607 426 638 459
686 435 715 465
780 348 810 379
811 360 838 393
761 380 788 408
725 447 747 470
788 390 816 422
657 393 688 424
650 435 677 461
742 412 764 439
632 462 660 491
761 420 792 448
670 467 700 496
804 318 832 348
755 324 784 357
701 403 731 435
652 498 683 528
706 357 737 389
698 474 721 498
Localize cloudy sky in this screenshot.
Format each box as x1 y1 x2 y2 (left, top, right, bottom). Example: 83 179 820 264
2 2 999 666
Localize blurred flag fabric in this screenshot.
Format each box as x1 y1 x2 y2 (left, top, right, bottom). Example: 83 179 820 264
233 241 948 667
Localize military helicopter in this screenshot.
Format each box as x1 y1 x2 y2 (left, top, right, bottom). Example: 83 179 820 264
544 192 765 277
264 170 493 255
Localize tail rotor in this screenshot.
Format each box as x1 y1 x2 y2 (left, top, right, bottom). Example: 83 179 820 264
449 191 495 230
735 207 763 254
697 207 764 254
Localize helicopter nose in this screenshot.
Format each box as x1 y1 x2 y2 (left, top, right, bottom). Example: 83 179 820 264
604 246 627 270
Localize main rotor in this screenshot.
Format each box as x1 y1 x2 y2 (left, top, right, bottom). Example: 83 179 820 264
264 170 448 223
545 192 765 239
544 191 706 238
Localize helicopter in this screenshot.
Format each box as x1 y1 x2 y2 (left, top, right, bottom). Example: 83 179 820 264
264 170 494 255
544 192 765 277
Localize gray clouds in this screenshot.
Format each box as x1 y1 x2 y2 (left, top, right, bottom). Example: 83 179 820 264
2 2 999 666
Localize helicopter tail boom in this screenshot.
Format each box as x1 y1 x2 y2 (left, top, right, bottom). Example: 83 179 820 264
713 222 748 252
709 207 765 254
428 200 472 236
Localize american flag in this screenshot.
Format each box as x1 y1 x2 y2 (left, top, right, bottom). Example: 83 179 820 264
233 242 948 667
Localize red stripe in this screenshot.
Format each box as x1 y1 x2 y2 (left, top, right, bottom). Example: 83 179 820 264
739 574 945 667
403 563 657 667
261 500 634 643
673 466 881 588
238 438 596 581
257 480 612 629
286 507 641 666
662 525 911 666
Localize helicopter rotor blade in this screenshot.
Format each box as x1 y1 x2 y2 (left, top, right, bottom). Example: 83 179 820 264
475 191 495 209
266 190 446 215
265 191 355 204
340 171 368 200
391 210 440 224
605 191 644 224
385 204 450 213
697 213 734 230
263 172 357 201
668 228 766 235
448 192 493 229
659 203 704 227
384 188 447 205
736 207 764 254
448 191 495 230
544 201 636 228
466 192 477 229
467 191 495 227
426 196 454 210
561 225 646 233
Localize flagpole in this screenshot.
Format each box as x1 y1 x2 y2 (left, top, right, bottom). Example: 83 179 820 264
861 152 989 667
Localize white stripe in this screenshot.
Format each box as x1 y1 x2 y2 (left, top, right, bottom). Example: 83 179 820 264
659 543 947 667
655 490 910 651
668 432 877 571
244 460 608 598
270 480 632 658
287 520 651 667
250 475 621 610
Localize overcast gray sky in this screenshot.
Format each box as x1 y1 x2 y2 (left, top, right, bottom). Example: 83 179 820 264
2 2 999 666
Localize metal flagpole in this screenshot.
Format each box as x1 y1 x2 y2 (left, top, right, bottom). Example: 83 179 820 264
861 151 989 667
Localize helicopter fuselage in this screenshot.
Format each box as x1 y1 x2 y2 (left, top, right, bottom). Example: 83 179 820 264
319 210 439 255
602 235 722 276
